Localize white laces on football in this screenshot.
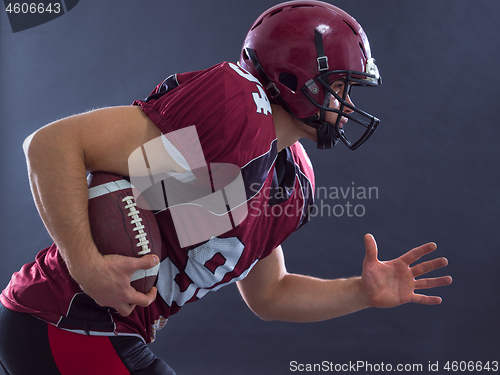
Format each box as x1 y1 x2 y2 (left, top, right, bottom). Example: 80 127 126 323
122 196 151 255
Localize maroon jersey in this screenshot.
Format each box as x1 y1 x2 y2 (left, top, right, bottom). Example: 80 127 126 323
1 62 315 343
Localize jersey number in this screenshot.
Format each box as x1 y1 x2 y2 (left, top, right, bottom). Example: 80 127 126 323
228 62 272 116
157 237 257 307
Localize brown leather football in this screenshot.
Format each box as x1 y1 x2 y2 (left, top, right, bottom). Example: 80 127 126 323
87 171 162 293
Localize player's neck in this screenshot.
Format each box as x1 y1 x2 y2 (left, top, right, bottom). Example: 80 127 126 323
271 104 306 151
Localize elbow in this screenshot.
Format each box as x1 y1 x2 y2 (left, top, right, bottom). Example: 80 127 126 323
22 121 76 167
23 123 53 161
246 300 278 322
22 129 47 172
22 130 38 159
22 127 55 172
257 313 276 322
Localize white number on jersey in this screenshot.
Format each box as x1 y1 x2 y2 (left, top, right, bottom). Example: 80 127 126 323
252 85 272 116
228 62 272 116
157 236 258 307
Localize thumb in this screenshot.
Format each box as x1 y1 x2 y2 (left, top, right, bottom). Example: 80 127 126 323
131 254 160 271
363 233 378 263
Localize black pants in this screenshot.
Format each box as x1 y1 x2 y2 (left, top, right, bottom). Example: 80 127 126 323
0 303 176 375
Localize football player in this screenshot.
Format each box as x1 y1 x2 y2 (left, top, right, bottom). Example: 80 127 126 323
0 1 451 374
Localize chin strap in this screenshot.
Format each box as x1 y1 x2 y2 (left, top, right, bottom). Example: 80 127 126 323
311 29 340 150
302 114 340 150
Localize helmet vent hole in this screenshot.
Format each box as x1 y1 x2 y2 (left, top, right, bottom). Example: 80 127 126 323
279 73 297 91
343 20 358 35
270 9 283 17
359 42 367 59
291 4 314 8
251 19 263 31
242 48 249 60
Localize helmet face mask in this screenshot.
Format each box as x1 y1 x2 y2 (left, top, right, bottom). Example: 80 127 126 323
239 0 382 150
301 68 381 150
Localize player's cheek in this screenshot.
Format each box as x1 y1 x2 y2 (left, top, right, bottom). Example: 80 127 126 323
324 109 339 124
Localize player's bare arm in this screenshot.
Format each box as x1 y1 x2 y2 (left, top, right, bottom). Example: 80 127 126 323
237 234 452 323
237 245 368 322
23 106 180 316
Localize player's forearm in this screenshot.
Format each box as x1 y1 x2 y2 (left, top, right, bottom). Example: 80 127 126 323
24 121 100 279
257 273 370 323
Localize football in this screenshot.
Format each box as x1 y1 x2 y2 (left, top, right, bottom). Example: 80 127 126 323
87 171 162 294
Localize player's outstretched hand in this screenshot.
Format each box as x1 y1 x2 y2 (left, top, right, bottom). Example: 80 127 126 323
75 253 159 317
361 234 452 308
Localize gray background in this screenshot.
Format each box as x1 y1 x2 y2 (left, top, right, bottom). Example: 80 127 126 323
1 1 499 374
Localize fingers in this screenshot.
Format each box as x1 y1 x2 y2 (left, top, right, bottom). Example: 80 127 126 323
363 233 378 263
411 257 448 277
105 253 160 274
121 255 159 309
409 275 452 306
411 294 443 305
414 276 453 290
135 286 158 308
132 254 160 271
399 242 437 265
116 287 158 316
100 255 160 316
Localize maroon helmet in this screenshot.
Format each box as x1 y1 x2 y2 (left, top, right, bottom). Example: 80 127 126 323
239 0 381 149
